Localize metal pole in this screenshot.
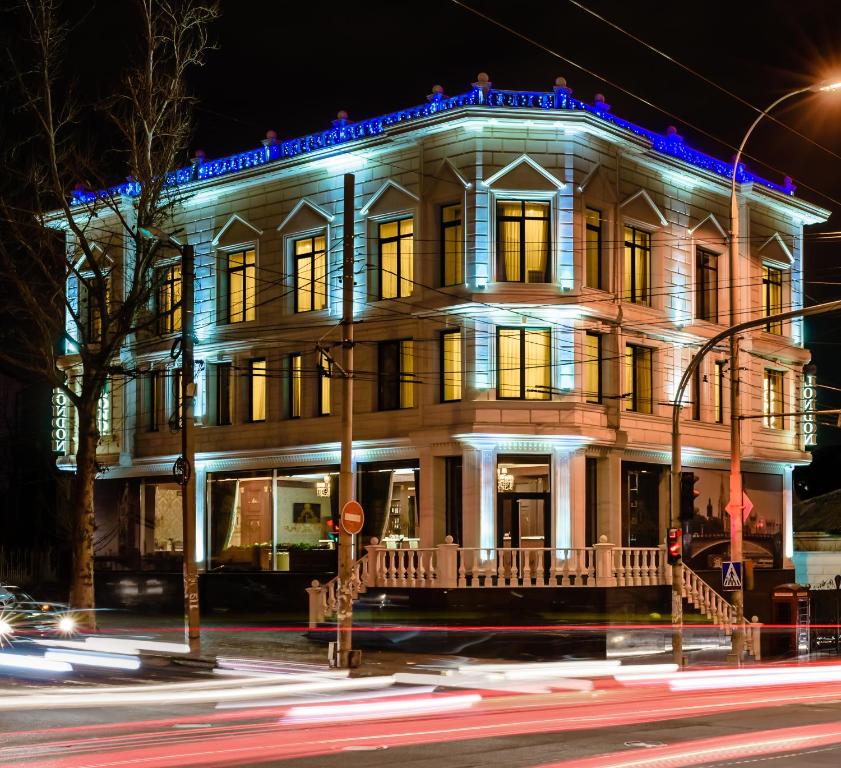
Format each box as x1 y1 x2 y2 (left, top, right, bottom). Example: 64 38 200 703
727 336 745 663
670 420 684 666
725 87 808 666
181 243 200 655
335 173 358 669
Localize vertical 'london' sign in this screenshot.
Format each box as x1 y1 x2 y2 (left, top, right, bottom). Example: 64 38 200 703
52 389 69 455
802 366 817 449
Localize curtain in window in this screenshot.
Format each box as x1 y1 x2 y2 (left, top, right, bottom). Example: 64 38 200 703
296 244 312 312
400 220 413 297
290 355 302 417
230 253 244 320
498 329 520 397
442 330 462 401
251 360 266 421
442 205 463 285
313 235 327 310
210 480 237 562
524 329 550 400
499 203 521 281
400 341 415 408
320 351 331 415
636 348 653 413
584 333 600 403
381 238 398 298
585 208 601 288
524 203 548 283
244 251 256 321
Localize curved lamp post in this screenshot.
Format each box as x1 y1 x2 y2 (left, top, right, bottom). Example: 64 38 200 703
670 79 841 666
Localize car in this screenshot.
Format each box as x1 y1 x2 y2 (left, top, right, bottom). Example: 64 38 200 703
0 584 78 641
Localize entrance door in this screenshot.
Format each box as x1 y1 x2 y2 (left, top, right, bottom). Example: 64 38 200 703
497 492 551 548
622 464 660 547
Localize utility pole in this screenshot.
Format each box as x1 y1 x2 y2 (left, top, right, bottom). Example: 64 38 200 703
181 243 200 655
727 334 745 663
334 173 359 668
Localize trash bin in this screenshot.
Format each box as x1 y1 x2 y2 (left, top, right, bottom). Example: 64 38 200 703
767 583 810 659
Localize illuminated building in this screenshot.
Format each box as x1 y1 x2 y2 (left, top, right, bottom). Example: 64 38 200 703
55 76 827 603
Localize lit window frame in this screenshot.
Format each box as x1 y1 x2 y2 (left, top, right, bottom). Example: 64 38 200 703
378 339 415 411
585 207 603 290
293 234 327 313
496 200 551 283
496 327 551 401
762 264 784 335
289 353 302 419
624 344 653 414
318 351 331 416
226 248 257 324
378 218 414 300
763 368 785 430
623 225 651 306
440 204 463 287
695 247 718 323
249 358 267 423
440 328 462 403
714 361 725 424
216 362 232 426
157 263 182 335
584 331 602 404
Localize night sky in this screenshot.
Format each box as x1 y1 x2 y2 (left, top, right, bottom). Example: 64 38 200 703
60 0 841 443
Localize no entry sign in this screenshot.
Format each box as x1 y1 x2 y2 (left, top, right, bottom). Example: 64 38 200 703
340 500 365 535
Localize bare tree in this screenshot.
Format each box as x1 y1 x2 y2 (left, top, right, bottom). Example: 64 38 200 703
0 0 218 620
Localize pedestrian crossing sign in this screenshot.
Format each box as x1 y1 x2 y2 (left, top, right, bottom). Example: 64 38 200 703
721 560 742 591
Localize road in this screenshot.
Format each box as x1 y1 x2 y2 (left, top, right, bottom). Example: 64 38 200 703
5 658 841 767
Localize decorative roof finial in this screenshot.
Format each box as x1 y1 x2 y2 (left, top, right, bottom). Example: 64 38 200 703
593 93 611 112
191 149 206 166
472 72 492 101
665 125 683 141
262 129 278 147
332 110 352 128
553 76 572 98
428 84 446 102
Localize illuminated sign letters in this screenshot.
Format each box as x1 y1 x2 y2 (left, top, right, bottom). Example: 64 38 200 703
802 370 817 449
52 390 69 455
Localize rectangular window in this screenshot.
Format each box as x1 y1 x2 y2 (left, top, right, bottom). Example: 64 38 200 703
294 235 327 312
696 248 718 322
762 265 783 334
763 369 785 429
172 369 182 430
714 361 725 424
497 201 550 283
216 363 232 426
440 328 462 402
81 277 110 344
623 226 651 305
497 328 551 400
378 340 415 410
319 351 331 416
584 332 602 404
97 378 111 436
379 218 414 299
157 264 182 334
624 345 653 414
249 359 266 422
441 204 463 286
227 248 256 323
585 207 602 289
146 370 159 432
691 367 701 420
289 354 302 418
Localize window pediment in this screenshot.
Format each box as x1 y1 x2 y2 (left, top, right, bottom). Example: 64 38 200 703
277 199 334 234
688 213 728 247
212 214 263 247
578 163 618 203
484 154 564 191
757 232 794 268
361 180 419 217
426 158 472 198
620 189 667 228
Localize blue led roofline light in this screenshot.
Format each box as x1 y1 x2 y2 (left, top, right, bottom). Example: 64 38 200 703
70 87 793 206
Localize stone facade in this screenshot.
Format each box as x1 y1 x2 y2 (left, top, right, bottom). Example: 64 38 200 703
55 80 829 574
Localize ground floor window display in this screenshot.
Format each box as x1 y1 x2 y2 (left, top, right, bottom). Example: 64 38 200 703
496 456 551 548
359 461 419 545
208 468 338 570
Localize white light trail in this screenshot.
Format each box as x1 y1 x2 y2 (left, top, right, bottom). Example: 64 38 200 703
44 650 141 671
0 652 72 673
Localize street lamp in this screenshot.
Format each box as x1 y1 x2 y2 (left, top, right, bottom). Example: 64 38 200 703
726 80 841 662
139 224 200 655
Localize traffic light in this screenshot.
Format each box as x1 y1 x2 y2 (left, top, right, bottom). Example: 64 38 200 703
667 527 682 565
680 471 701 522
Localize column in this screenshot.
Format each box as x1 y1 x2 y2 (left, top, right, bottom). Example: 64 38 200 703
783 464 794 566
194 464 207 570
417 447 436 547
462 446 495 549
598 451 623 544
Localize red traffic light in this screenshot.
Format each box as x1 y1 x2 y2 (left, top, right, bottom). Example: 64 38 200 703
667 527 682 564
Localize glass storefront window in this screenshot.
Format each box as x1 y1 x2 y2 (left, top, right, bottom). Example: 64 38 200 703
359 462 420 545
142 481 184 557
208 468 339 570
